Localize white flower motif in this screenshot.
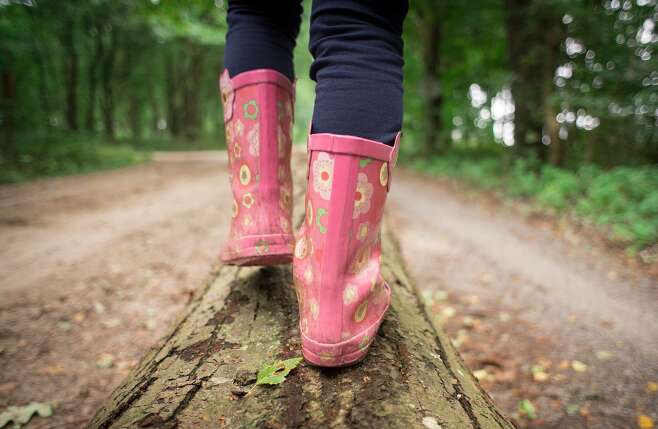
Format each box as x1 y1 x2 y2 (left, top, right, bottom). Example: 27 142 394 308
312 152 334 200
234 119 244 137
294 236 309 259
353 172 373 218
343 284 358 305
247 124 259 156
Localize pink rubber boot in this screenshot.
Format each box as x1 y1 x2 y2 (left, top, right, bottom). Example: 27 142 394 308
219 69 295 266
293 132 400 367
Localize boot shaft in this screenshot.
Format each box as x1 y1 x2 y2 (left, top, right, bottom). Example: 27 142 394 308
295 132 399 351
220 69 295 264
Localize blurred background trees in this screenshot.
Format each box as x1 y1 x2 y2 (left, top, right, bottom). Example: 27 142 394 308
1 0 656 251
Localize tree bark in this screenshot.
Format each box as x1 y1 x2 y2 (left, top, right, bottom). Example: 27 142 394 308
88 160 513 429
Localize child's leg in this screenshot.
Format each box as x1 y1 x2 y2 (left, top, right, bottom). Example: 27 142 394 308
309 0 408 145
293 0 409 367
219 0 302 266
224 0 303 80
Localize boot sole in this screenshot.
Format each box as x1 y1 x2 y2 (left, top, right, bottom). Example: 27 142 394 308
302 345 370 368
221 234 294 266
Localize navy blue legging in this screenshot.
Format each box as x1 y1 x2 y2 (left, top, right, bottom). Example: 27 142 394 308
224 0 408 145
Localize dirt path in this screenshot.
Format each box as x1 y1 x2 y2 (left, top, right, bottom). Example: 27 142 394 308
0 154 656 428
389 171 658 427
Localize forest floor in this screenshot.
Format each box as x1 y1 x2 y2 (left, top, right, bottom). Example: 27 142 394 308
0 151 656 428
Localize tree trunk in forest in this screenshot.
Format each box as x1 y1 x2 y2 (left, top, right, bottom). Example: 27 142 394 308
61 18 79 131
1 67 17 142
546 102 562 166
166 53 181 137
182 43 204 140
101 26 118 140
542 10 565 167
88 158 513 429
505 0 548 162
585 130 595 164
128 95 141 139
86 20 102 133
421 12 444 155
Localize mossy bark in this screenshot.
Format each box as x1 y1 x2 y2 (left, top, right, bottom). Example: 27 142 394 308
88 157 513 429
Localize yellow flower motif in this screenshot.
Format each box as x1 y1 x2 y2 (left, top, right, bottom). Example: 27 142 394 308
300 317 309 335
239 164 251 186
341 331 353 341
280 186 292 212
380 162 389 187
233 140 242 159
357 222 369 241
225 121 234 144
232 199 238 218
242 192 255 209
343 284 358 305
242 214 252 228
350 245 370 274
312 152 334 200
354 299 369 323
248 123 259 156
309 298 319 320
353 172 373 218
319 352 335 362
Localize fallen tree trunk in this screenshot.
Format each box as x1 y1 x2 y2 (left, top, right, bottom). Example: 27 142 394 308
89 160 513 429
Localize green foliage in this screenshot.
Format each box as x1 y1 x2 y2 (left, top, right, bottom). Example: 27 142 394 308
413 149 658 251
0 402 53 429
255 357 303 386
0 134 148 184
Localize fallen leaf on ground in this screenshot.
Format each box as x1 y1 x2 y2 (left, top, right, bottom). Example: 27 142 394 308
595 350 613 361
647 382 658 393
102 318 121 328
518 399 537 420
638 414 654 429
565 403 579 415
256 357 302 386
531 364 549 382
93 302 106 314
38 366 65 376
56 321 72 331
0 402 53 429
96 353 114 369
571 360 588 372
